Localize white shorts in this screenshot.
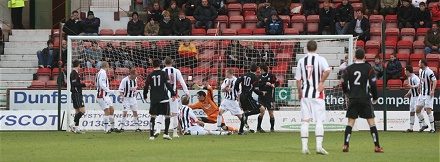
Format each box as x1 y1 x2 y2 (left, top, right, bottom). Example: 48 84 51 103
169 98 180 114
187 125 208 135
220 99 243 115
122 97 138 111
417 95 433 109
409 97 418 112
300 98 326 122
97 96 113 110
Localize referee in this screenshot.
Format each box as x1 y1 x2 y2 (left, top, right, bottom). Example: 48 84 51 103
69 59 90 134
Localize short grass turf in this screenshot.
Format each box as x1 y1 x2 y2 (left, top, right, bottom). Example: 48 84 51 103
0 131 438 162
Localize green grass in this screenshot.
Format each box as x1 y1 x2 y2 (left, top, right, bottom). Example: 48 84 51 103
0 131 438 162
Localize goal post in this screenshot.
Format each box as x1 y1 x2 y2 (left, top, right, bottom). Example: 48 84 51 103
66 35 356 131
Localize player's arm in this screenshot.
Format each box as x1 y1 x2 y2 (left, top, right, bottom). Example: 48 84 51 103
70 72 82 91
176 70 190 95
368 68 379 101
430 73 437 96
164 73 177 98
341 69 349 95
188 102 202 109
319 59 332 92
252 78 265 96
118 79 125 101
143 75 150 100
295 62 303 100
98 72 112 93
221 80 228 92
272 74 280 87
234 76 243 93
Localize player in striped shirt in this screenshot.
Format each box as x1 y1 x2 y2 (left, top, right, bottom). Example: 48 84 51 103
295 40 331 155
416 59 437 133
118 70 141 132
217 69 244 131
154 57 190 138
179 95 232 136
96 62 117 134
403 66 420 133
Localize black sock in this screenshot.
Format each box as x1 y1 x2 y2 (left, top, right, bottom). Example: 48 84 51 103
370 126 380 148
245 109 260 116
239 117 244 132
257 115 263 130
270 117 275 130
74 112 83 126
344 126 352 147
164 118 170 135
150 117 156 137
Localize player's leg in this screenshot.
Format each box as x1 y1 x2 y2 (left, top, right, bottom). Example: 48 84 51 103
238 95 247 135
155 115 163 136
217 108 226 131
98 98 111 133
75 107 86 134
416 97 428 132
362 101 383 153
314 99 328 155
169 99 180 137
343 99 360 152
108 105 118 132
424 96 435 133
162 103 172 140
300 99 311 154
257 104 266 133
149 104 158 140
405 97 416 132
268 109 275 132
120 110 128 131
131 99 141 132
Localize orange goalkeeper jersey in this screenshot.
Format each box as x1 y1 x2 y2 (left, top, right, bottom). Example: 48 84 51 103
188 86 219 122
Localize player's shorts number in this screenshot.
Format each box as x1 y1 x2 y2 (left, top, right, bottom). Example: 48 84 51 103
354 71 361 85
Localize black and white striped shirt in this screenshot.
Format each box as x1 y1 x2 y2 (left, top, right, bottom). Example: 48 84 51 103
163 67 189 96
295 53 331 99
407 74 420 97
221 76 238 100
118 76 138 98
419 67 437 96
179 105 198 133
96 69 111 98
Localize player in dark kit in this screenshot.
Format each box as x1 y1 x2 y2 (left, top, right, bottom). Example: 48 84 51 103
341 48 384 153
143 59 177 140
234 63 266 135
258 63 279 132
69 59 90 134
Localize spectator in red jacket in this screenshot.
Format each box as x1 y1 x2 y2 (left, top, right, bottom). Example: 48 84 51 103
431 0 440 24
148 2 164 22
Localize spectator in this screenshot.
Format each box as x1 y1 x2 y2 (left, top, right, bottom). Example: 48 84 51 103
162 40 180 61
245 42 261 65
102 43 117 68
85 42 103 69
127 12 145 36
261 42 276 67
185 0 202 16
79 11 100 36
210 0 226 15
373 55 384 80
194 0 218 31
424 23 440 55
302 0 319 16
431 0 440 24
257 1 276 28
132 42 146 68
414 2 431 30
167 1 181 20
37 39 56 68
225 40 246 69
380 0 398 16
271 0 291 15
148 2 164 22
318 1 336 35
335 0 354 35
144 18 160 36
347 10 370 41
412 0 427 8
339 54 349 72
144 0 165 11
174 11 192 36
397 0 415 29
265 11 283 35
386 53 402 81
116 42 133 68
362 0 380 16
53 40 68 68
63 11 81 37
9 0 25 29
159 11 174 36
178 40 198 69
148 42 161 67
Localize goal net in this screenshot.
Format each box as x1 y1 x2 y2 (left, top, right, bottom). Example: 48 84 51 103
66 35 355 131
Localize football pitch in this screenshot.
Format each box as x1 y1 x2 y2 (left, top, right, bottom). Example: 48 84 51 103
0 131 438 161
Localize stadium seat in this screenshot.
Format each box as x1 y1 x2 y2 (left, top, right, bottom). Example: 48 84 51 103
396 53 409 67
51 68 63 80
400 28 415 42
110 80 121 90
432 67 439 78
186 16 196 29
226 0 238 3
179 67 193 76
410 54 425 67
290 3 303 15
115 67 129 75
156 41 170 48
279 42 296 50
279 15 290 29
384 15 398 28
215 15 228 30
385 40 396 54
99 29 114 36
237 28 252 35
416 28 430 41
376 80 384 90
30 80 46 89
365 53 377 62
253 28 266 35
208 79 218 88
284 28 299 35
244 15 258 30
222 28 237 36
437 80 440 90
369 27 382 41
229 15 244 31
227 3 242 17
136 77 145 89
131 67 145 76
397 40 413 55
426 54 440 68
243 3 257 16
387 79 402 90
306 15 319 34
37 68 51 82
369 15 384 28
385 28 400 42
413 67 420 76
83 68 98 75
402 79 410 90
145 68 154 74
191 28 206 36
114 29 128 36
46 80 58 89
207 29 219 36
365 40 380 54
107 68 114 79
356 40 364 49
351 3 363 11
276 53 292 62
53 41 60 48
291 15 305 33
412 41 425 54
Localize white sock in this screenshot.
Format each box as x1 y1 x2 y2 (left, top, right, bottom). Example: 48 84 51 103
172 116 178 134
121 117 126 129
156 115 163 133
134 117 139 130
417 113 427 126
301 122 309 150
428 113 435 130
209 130 221 135
409 115 415 130
216 114 223 131
315 122 324 149
104 116 109 132
109 116 115 129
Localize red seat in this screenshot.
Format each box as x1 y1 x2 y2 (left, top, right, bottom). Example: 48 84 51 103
229 15 244 31
115 67 129 75
253 28 266 35
401 28 415 42
51 68 63 80
365 53 377 62
284 28 299 35
179 67 193 76
207 29 219 36
227 3 242 17
410 54 426 67
136 77 145 89
99 29 114 36
114 29 128 36
82 80 96 88
271 65 288 75
356 40 365 49
396 53 409 67
193 67 208 75
385 28 400 42
387 79 402 90
352 3 363 11
37 68 51 82
416 28 430 41
215 15 228 30
46 80 58 89
437 80 440 90
306 15 320 34
109 80 121 90
384 15 398 28
83 68 98 75
243 3 257 16
402 79 410 90
30 80 46 89
370 27 382 41
291 15 306 33
365 40 381 54
276 53 292 62
431 67 439 78
107 68 114 79
131 67 145 76
244 15 258 30
237 28 252 35
376 80 384 90
290 3 303 15
385 40 396 54
191 28 206 36
397 40 413 55
413 41 425 54
279 15 290 29
369 15 384 28
222 28 237 36
426 54 440 68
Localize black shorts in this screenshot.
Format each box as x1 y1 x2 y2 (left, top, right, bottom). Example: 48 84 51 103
240 94 261 111
259 98 274 110
200 117 225 127
72 92 84 109
149 102 170 116
346 98 375 119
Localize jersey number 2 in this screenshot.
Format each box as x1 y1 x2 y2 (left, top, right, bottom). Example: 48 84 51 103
152 75 161 86
354 71 361 85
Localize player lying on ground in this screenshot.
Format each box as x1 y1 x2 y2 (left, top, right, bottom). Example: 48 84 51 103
118 70 142 132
